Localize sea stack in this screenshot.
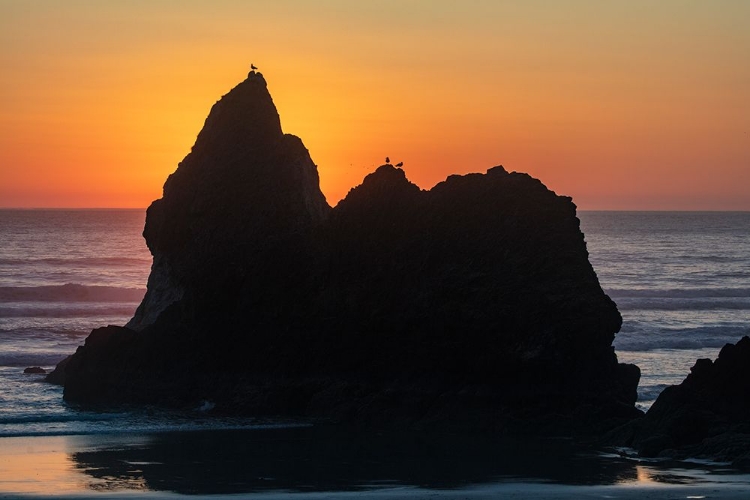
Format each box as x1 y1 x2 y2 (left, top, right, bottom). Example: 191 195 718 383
51 70 640 432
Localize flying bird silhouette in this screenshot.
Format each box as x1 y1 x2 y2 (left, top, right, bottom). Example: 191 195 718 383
395 162 403 167
251 63 258 70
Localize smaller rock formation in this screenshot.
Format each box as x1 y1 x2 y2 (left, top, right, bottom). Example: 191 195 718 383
24 366 46 374
613 336 750 465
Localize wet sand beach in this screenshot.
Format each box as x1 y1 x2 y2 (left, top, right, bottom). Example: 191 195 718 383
2 426 749 499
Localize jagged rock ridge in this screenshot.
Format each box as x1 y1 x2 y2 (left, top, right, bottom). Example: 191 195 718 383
50 70 640 431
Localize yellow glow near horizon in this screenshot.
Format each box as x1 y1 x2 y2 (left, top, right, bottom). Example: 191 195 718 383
1 1 749 209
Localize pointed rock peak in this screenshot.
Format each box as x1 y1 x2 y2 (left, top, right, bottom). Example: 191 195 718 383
246 70 267 85
190 71 283 157
487 165 508 176
130 69 330 330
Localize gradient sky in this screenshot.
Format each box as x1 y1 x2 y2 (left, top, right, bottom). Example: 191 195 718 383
1 1 749 209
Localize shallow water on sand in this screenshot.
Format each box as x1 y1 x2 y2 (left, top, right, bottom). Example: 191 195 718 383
1 427 749 497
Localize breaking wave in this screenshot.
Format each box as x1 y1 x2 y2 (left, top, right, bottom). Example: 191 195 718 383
607 287 750 299
0 410 309 438
0 304 137 318
615 325 750 352
0 257 150 267
615 298 750 311
0 352 71 367
0 283 145 303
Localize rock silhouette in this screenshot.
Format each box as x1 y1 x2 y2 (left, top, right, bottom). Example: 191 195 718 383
127 71 329 330
50 71 640 432
612 336 750 464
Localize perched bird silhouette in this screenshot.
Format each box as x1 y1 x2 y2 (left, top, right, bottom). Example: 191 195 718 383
251 63 258 71
385 157 390 164
395 162 403 167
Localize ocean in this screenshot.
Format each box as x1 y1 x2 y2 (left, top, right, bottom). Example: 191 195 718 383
1 209 749 496
582 211 750 410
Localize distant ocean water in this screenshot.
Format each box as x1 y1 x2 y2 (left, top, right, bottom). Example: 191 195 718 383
580 211 750 409
0 209 748 436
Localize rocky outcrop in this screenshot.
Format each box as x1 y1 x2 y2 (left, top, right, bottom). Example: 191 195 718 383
126 71 329 331
612 336 750 464
50 70 640 432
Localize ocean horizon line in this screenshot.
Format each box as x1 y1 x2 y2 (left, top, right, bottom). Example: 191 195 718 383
1 207 749 213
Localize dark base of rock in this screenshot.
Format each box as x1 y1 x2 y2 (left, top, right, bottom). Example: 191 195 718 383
24 366 46 374
52 326 641 436
207 378 642 435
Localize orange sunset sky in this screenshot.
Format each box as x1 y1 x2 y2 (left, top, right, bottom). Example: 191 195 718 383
1 1 749 210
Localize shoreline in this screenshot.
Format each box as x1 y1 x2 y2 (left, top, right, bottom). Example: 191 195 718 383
1 427 749 499
3 484 750 500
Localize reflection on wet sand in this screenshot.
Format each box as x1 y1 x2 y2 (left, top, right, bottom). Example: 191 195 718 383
2 428 747 496
634 464 705 485
66 426 723 495
0 436 84 495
